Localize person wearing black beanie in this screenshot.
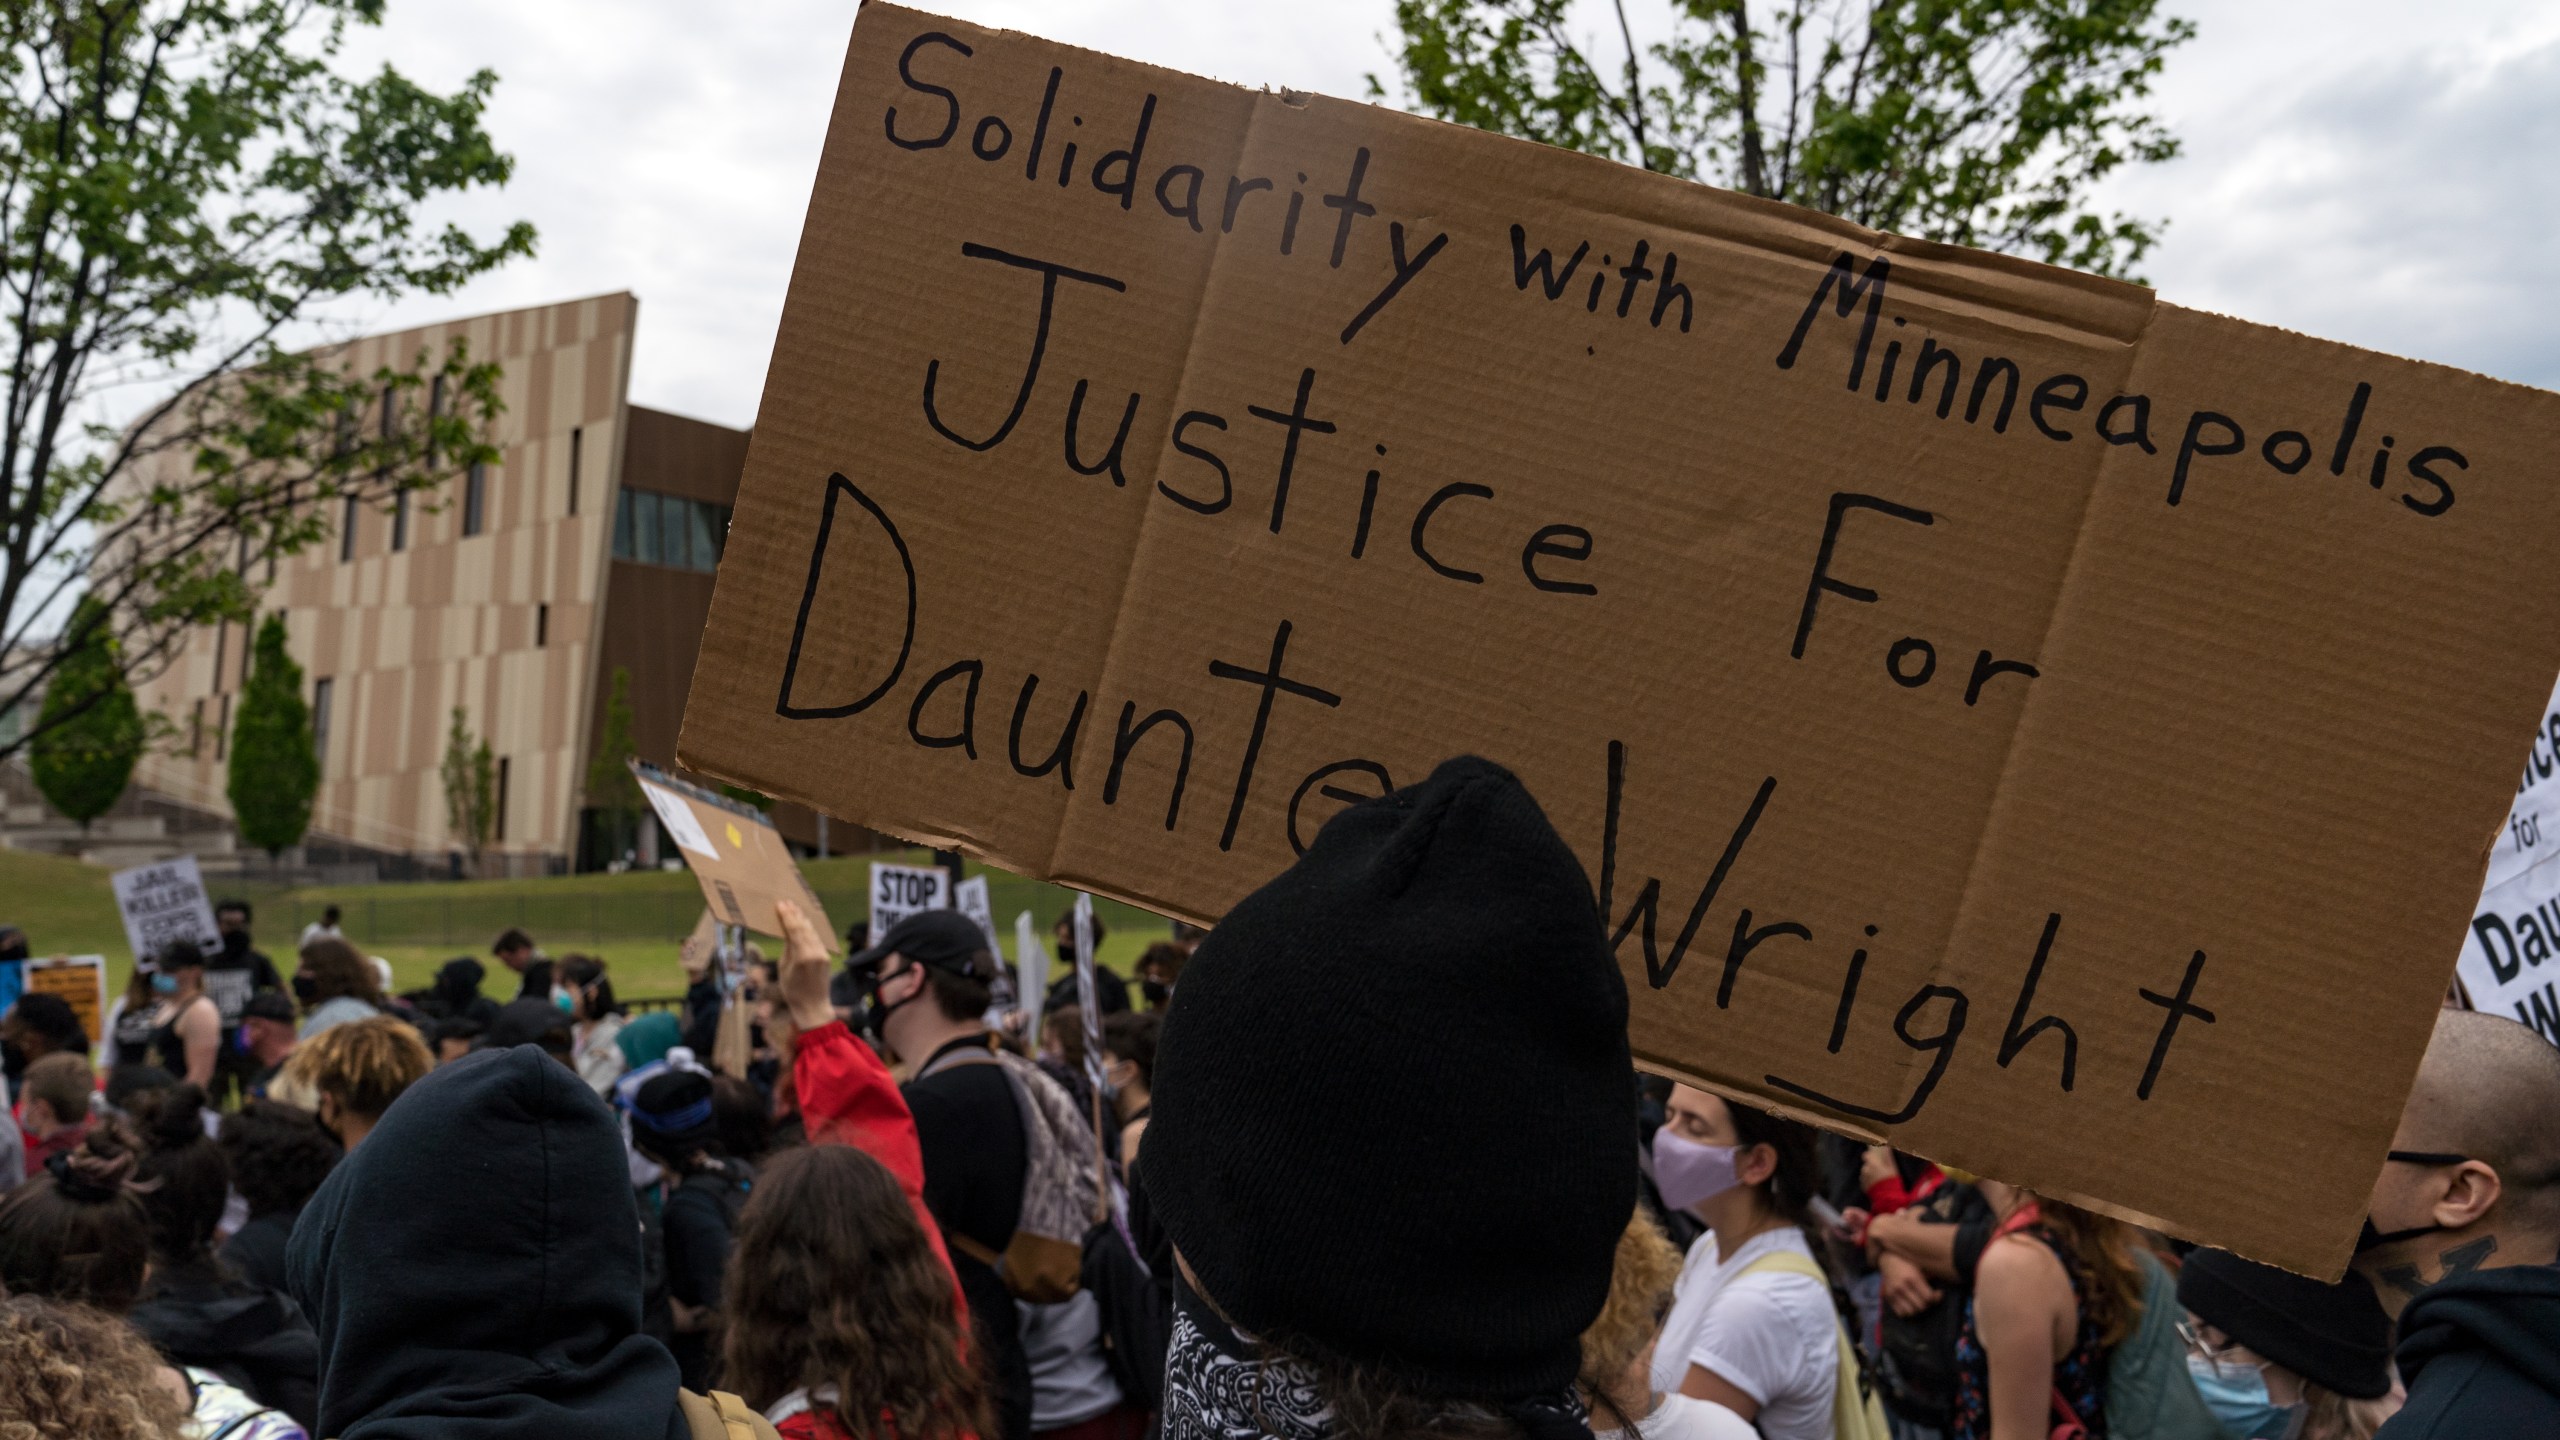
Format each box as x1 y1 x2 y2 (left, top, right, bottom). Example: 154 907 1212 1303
1145 755 1637 1440
2176 1248 2395 1440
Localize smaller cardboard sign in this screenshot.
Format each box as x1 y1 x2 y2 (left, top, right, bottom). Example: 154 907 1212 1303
110 856 220 963
867 862 950 947
632 762 837 950
25 956 107 1059
2464 670 2560 1044
955 875 1004 965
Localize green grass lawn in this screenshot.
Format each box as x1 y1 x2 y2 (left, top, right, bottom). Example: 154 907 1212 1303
0 846 1174 1003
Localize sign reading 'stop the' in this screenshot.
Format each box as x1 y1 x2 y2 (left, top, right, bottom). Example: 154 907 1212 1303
683 5 2560 1276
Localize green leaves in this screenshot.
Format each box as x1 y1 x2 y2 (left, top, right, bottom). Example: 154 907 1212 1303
227 611 316 857
0 0 533 766
1378 0 2194 279
441 703 494 863
29 596 143 825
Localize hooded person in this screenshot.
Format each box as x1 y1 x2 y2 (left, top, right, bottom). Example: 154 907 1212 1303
1144 756 1637 1440
285 1043 784 1440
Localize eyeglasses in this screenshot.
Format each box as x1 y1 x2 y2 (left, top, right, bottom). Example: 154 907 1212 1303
2385 1150 2473 1167
2177 1320 2260 1378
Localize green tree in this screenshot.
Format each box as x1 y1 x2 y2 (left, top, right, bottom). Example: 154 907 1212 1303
0 0 536 764
1375 0 2194 277
584 666 640 864
440 705 493 872
28 596 142 827
226 613 317 862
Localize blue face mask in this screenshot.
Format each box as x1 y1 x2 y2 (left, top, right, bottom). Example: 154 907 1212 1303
150 972 179 996
554 988 578 1015
2185 1354 2305 1440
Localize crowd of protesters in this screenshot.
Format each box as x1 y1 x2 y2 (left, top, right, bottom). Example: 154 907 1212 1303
2 762 2558 1440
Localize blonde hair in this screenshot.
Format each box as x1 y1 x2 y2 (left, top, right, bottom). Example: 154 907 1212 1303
290 1015 433 1121
1578 1210 1684 1416
0 1295 190 1440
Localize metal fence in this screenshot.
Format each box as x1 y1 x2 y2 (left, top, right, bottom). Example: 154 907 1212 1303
268 889 878 952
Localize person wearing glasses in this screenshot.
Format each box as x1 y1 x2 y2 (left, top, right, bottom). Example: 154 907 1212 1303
2175 1247 2395 1439
2350 1010 2560 1439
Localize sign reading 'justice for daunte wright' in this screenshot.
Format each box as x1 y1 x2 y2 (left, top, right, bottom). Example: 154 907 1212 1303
681 5 2560 1276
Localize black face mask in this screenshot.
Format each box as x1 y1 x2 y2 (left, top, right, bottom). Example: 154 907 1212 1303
1 1040 25 1083
863 964 918 1047
221 930 250 960
2356 1149 2473 1253
292 972 319 1006
1141 978 1170 1007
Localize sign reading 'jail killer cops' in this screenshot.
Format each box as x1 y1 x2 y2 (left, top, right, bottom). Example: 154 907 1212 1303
679 4 2560 1275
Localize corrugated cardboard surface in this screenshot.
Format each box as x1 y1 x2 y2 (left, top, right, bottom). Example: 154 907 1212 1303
679 3 2560 1275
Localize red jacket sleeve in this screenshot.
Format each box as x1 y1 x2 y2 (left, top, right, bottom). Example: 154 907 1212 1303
792 1019 969 1334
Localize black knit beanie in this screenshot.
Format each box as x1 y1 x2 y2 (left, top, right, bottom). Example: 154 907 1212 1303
1144 755 1635 1401
2176 1248 2393 1399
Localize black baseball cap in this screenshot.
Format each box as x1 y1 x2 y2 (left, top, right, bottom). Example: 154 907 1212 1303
242 991 298 1024
846 910 993 980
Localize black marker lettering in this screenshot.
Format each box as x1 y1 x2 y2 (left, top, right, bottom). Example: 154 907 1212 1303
885 32 969 151
1207 620 1344 852
1411 482 1493 583
922 243 1127 453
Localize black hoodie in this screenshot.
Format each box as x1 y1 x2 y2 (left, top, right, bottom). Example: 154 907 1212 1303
2381 1262 2560 1439
128 1256 321 1430
287 1045 687 1440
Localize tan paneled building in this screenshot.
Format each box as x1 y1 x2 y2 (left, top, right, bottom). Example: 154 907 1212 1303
127 294 812 872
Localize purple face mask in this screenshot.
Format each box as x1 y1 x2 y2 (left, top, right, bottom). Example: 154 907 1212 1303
1653 1128 1743 1214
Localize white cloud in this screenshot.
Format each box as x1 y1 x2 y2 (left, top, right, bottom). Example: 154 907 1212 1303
322 0 2560 426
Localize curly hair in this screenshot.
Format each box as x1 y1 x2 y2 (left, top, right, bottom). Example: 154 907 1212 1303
0 1121 153 1313
286 1015 433 1122
0 1296 190 1440
297 936 387 1010
1578 1210 1683 1418
218 1101 341 1218
722 1144 990 1440
132 1084 229 1268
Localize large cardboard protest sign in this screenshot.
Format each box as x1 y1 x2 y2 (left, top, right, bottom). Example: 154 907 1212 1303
679 5 2560 1273
2462 672 2560 1042
635 763 838 949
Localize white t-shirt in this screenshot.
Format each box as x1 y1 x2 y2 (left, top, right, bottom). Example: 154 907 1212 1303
1650 1226 1839 1440
1595 1392 1760 1440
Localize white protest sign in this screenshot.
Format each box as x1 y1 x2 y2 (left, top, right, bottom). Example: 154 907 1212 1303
868 862 950 947
954 875 1004 965
1015 911 1049 1033
2463 670 2560 1043
110 856 220 963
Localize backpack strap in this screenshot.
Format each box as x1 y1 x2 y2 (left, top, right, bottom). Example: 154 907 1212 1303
1736 1248 1892 1440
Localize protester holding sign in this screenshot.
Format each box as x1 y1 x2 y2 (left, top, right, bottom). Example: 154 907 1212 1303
851 907 1035 1440
2352 1011 2560 1438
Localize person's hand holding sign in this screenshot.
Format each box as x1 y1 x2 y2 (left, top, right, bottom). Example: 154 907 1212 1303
774 898 838 1036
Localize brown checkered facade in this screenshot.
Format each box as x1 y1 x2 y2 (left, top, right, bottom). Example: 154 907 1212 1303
130 293 664 866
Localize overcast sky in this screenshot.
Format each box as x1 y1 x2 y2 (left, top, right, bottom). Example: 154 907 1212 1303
326 0 2560 430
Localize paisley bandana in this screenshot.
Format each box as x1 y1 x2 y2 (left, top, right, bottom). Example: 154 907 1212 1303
1158 1278 1594 1440
1160 1281 1336 1440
